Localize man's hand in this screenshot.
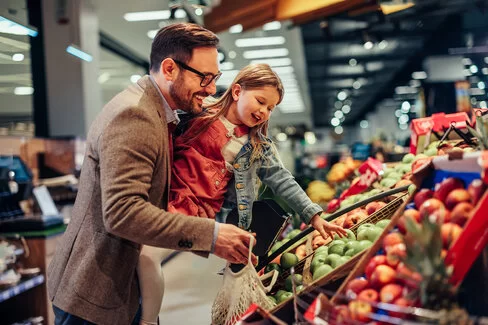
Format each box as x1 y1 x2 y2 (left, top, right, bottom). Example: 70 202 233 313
213 223 257 265
310 214 347 240
197 202 216 219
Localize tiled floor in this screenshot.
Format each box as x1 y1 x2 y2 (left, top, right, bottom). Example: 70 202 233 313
159 252 226 324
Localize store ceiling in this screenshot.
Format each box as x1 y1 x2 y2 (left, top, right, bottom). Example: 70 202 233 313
301 0 488 127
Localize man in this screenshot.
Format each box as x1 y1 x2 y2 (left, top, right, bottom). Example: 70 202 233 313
48 23 256 325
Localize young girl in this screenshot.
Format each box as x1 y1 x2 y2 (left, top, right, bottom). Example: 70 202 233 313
137 64 346 325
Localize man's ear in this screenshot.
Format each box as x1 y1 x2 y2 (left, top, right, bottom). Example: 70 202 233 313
161 58 178 81
231 84 241 101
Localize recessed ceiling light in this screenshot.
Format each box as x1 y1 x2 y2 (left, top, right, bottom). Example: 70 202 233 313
412 71 427 80
174 9 187 19
243 48 288 59
331 117 340 127
334 126 344 134
363 41 374 50
228 50 237 59
480 101 487 108
360 120 369 128
349 58 357 66
337 91 347 101
219 62 234 71
352 80 361 89
14 86 33 95
334 110 344 119
401 101 411 112
478 81 485 90
378 40 388 49
263 21 281 31
124 10 171 21
195 8 203 16
341 105 351 114
130 74 141 83
276 132 287 141
229 24 243 34
470 65 478 74
11 53 24 61
235 36 285 48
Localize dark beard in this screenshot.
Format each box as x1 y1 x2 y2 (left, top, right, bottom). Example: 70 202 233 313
169 75 203 114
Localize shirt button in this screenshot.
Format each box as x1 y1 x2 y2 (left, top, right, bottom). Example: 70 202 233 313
233 163 240 169
239 204 246 210
221 169 226 174
236 183 244 189
215 180 220 186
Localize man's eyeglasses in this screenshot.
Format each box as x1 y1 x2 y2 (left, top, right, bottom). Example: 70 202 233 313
173 59 222 87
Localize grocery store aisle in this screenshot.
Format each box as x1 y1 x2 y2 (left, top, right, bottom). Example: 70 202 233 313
158 252 227 324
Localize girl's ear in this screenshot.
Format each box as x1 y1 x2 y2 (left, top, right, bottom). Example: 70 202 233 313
231 84 241 101
161 58 178 81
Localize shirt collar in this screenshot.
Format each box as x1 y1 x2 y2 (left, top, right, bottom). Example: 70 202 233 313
149 75 180 126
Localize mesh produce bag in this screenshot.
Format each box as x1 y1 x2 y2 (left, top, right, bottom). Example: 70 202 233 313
211 236 275 325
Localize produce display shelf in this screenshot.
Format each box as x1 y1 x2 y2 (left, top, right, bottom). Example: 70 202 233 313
0 274 44 303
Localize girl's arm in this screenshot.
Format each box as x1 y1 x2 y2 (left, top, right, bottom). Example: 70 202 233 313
257 144 346 239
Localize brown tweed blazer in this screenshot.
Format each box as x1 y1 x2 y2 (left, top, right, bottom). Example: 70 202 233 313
47 76 216 325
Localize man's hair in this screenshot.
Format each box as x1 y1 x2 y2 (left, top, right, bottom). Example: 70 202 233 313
150 23 219 73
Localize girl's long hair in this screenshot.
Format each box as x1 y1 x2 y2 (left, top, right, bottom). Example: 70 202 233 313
182 63 284 163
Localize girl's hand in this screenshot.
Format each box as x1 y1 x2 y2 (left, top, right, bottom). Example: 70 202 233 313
310 213 347 240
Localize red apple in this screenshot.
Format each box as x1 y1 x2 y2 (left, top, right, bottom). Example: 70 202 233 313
434 177 465 202
429 208 451 224
445 189 471 210
390 297 413 318
383 232 404 252
386 243 407 268
326 199 340 213
380 284 404 303
441 223 463 248
450 202 474 227
418 198 445 220
358 288 379 303
365 201 387 216
365 255 387 279
468 179 487 206
348 300 372 322
370 264 396 288
414 189 434 209
345 277 369 297
342 209 368 229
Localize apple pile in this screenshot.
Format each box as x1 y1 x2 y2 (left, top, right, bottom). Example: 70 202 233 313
331 232 420 322
398 177 486 250
310 220 388 282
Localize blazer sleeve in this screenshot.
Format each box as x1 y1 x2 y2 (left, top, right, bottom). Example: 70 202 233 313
257 143 323 224
98 106 215 252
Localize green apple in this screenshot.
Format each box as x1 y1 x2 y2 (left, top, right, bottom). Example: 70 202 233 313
355 240 373 253
274 290 287 300
381 178 398 188
265 263 282 274
424 147 437 157
344 240 360 252
329 239 346 247
357 223 375 233
325 254 343 268
368 188 382 197
286 229 301 240
344 248 356 257
285 274 303 291
375 219 391 229
276 291 293 303
357 226 382 242
328 243 345 256
296 285 304 292
336 229 356 242
311 256 326 273
315 245 328 255
340 256 351 263
312 264 333 281
402 153 415 164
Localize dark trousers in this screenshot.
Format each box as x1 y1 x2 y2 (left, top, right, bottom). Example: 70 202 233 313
53 305 141 325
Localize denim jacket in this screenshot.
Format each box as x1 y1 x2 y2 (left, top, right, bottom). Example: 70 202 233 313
216 139 323 229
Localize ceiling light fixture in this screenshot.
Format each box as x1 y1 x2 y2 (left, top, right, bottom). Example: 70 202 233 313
124 10 171 21
378 40 388 49
229 24 243 34
304 132 316 145
334 110 344 119
263 21 281 31
349 58 357 66
363 41 374 50
352 80 361 89
470 65 478 74
0 12 38 37
174 8 187 19
235 36 285 48
219 61 234 71
331 117 340 127
66 45 92 62
478 81 486 90
276 132 287 141
337 91 347 101
360 120 369 128
195 8 203 16
14 86 34 95
341 105 351 114
243 48 288 59
130 74 141 83
334 126 344 135
482 67 488 75
147 30 158 39
11 53 24 61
